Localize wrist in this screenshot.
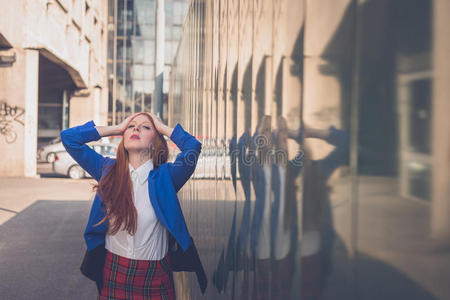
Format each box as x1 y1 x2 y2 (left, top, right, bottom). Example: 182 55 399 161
112 125 122 136
95 125 122 137
159 124 173 137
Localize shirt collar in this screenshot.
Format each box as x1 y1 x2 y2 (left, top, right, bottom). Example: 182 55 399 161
129 159 153 185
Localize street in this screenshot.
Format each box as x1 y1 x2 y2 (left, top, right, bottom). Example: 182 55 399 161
0 163 99 299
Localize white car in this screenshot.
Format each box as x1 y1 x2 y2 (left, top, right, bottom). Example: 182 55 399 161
37 137 65 163
53 142 117 179
37 135 118 163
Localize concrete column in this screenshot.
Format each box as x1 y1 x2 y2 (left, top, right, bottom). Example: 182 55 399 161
101 85 109 125
94 86 101 125
24 49 39 178
62 90 69 130
430 0 450 240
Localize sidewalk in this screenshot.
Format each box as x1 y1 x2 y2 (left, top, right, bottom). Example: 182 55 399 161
0 175 96 226
0 174 99 299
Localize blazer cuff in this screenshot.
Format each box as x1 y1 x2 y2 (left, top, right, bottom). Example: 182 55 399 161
79 120 102 143
169 123 187 145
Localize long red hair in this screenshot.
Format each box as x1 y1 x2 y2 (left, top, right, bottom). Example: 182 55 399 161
92 113 169 235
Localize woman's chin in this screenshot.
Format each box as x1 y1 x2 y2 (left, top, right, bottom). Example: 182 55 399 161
125 145 147 153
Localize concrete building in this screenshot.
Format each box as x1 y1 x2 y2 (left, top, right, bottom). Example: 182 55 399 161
0 0 108 177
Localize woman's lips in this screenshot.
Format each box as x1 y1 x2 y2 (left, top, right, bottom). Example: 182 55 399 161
130 135 140 140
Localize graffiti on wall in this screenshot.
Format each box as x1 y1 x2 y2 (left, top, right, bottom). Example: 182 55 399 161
0 100 25 144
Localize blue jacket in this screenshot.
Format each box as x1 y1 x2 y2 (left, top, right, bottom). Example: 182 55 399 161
60 120 207 294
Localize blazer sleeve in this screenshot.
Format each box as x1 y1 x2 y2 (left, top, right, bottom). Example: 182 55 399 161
167 123 202 193
60 120 107 181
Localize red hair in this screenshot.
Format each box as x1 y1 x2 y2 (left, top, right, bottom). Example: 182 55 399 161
92 113 169 235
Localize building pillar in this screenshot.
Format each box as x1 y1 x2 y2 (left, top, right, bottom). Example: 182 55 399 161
94 86 101 125
24 49 39 177
62 90 69 130
430 0 450 240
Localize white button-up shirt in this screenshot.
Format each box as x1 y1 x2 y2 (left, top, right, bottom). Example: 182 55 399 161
105 158 169 260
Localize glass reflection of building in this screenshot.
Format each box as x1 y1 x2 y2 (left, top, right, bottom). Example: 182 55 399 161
169 1 450 300
107 0 189 125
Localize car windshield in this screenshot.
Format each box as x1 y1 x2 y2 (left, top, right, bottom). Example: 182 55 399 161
50 137 61 144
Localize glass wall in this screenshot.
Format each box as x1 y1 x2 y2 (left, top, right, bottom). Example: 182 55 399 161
169 0 450 299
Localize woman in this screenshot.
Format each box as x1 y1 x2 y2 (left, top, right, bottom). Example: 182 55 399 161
270 115 300 300
249 115 274 300
299 124 349 300
60 112 207 299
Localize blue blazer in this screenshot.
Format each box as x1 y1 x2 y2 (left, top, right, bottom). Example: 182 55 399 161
60 120 207 294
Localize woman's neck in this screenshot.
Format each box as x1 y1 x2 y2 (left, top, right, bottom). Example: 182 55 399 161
128 151 151 170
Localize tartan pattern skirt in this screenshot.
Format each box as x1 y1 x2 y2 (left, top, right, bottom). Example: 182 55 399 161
98 250 176 300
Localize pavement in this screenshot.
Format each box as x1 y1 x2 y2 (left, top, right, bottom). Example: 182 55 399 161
0 163 99 299
2 164 449 299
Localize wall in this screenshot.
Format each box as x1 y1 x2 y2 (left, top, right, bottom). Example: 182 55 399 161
169 0 449 299
0 0 108 176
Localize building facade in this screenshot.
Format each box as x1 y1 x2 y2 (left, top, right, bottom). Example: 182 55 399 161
169 0 450 299
107 0 189 126
0 0 108 177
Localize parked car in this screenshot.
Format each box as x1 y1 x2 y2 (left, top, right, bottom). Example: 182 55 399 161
106 135 122 146
53 142 117 179
37 137 64 163
38 136 114 163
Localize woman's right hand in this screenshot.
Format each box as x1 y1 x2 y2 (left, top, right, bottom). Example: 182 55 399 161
116 113 141 135
95 114 142 137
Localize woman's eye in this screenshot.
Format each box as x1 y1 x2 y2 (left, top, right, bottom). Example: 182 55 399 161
144 126 150 130
128 125 134 128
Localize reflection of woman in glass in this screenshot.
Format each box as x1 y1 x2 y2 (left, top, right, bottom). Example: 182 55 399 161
270 116 301 299
250 115 273 300
235 127 254 299
300 124 349 300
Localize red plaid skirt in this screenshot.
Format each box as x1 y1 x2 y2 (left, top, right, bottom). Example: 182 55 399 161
99 250 175 300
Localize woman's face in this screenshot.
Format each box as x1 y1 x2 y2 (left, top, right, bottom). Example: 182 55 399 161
123 114 157 154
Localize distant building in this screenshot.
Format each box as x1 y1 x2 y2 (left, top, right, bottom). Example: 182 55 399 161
107 0 189 125
0 0 108 177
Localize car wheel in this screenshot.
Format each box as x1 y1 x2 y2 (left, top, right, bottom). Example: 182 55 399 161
68 165 85 179
46 152 56 163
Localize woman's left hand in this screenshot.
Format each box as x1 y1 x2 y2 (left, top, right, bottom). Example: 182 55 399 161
144 112 171 137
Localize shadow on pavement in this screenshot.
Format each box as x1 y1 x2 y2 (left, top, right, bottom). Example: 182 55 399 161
39 173 71 178
0 200 97 299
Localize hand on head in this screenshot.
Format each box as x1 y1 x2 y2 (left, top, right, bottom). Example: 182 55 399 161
143 112 165 133
117 112 165 135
